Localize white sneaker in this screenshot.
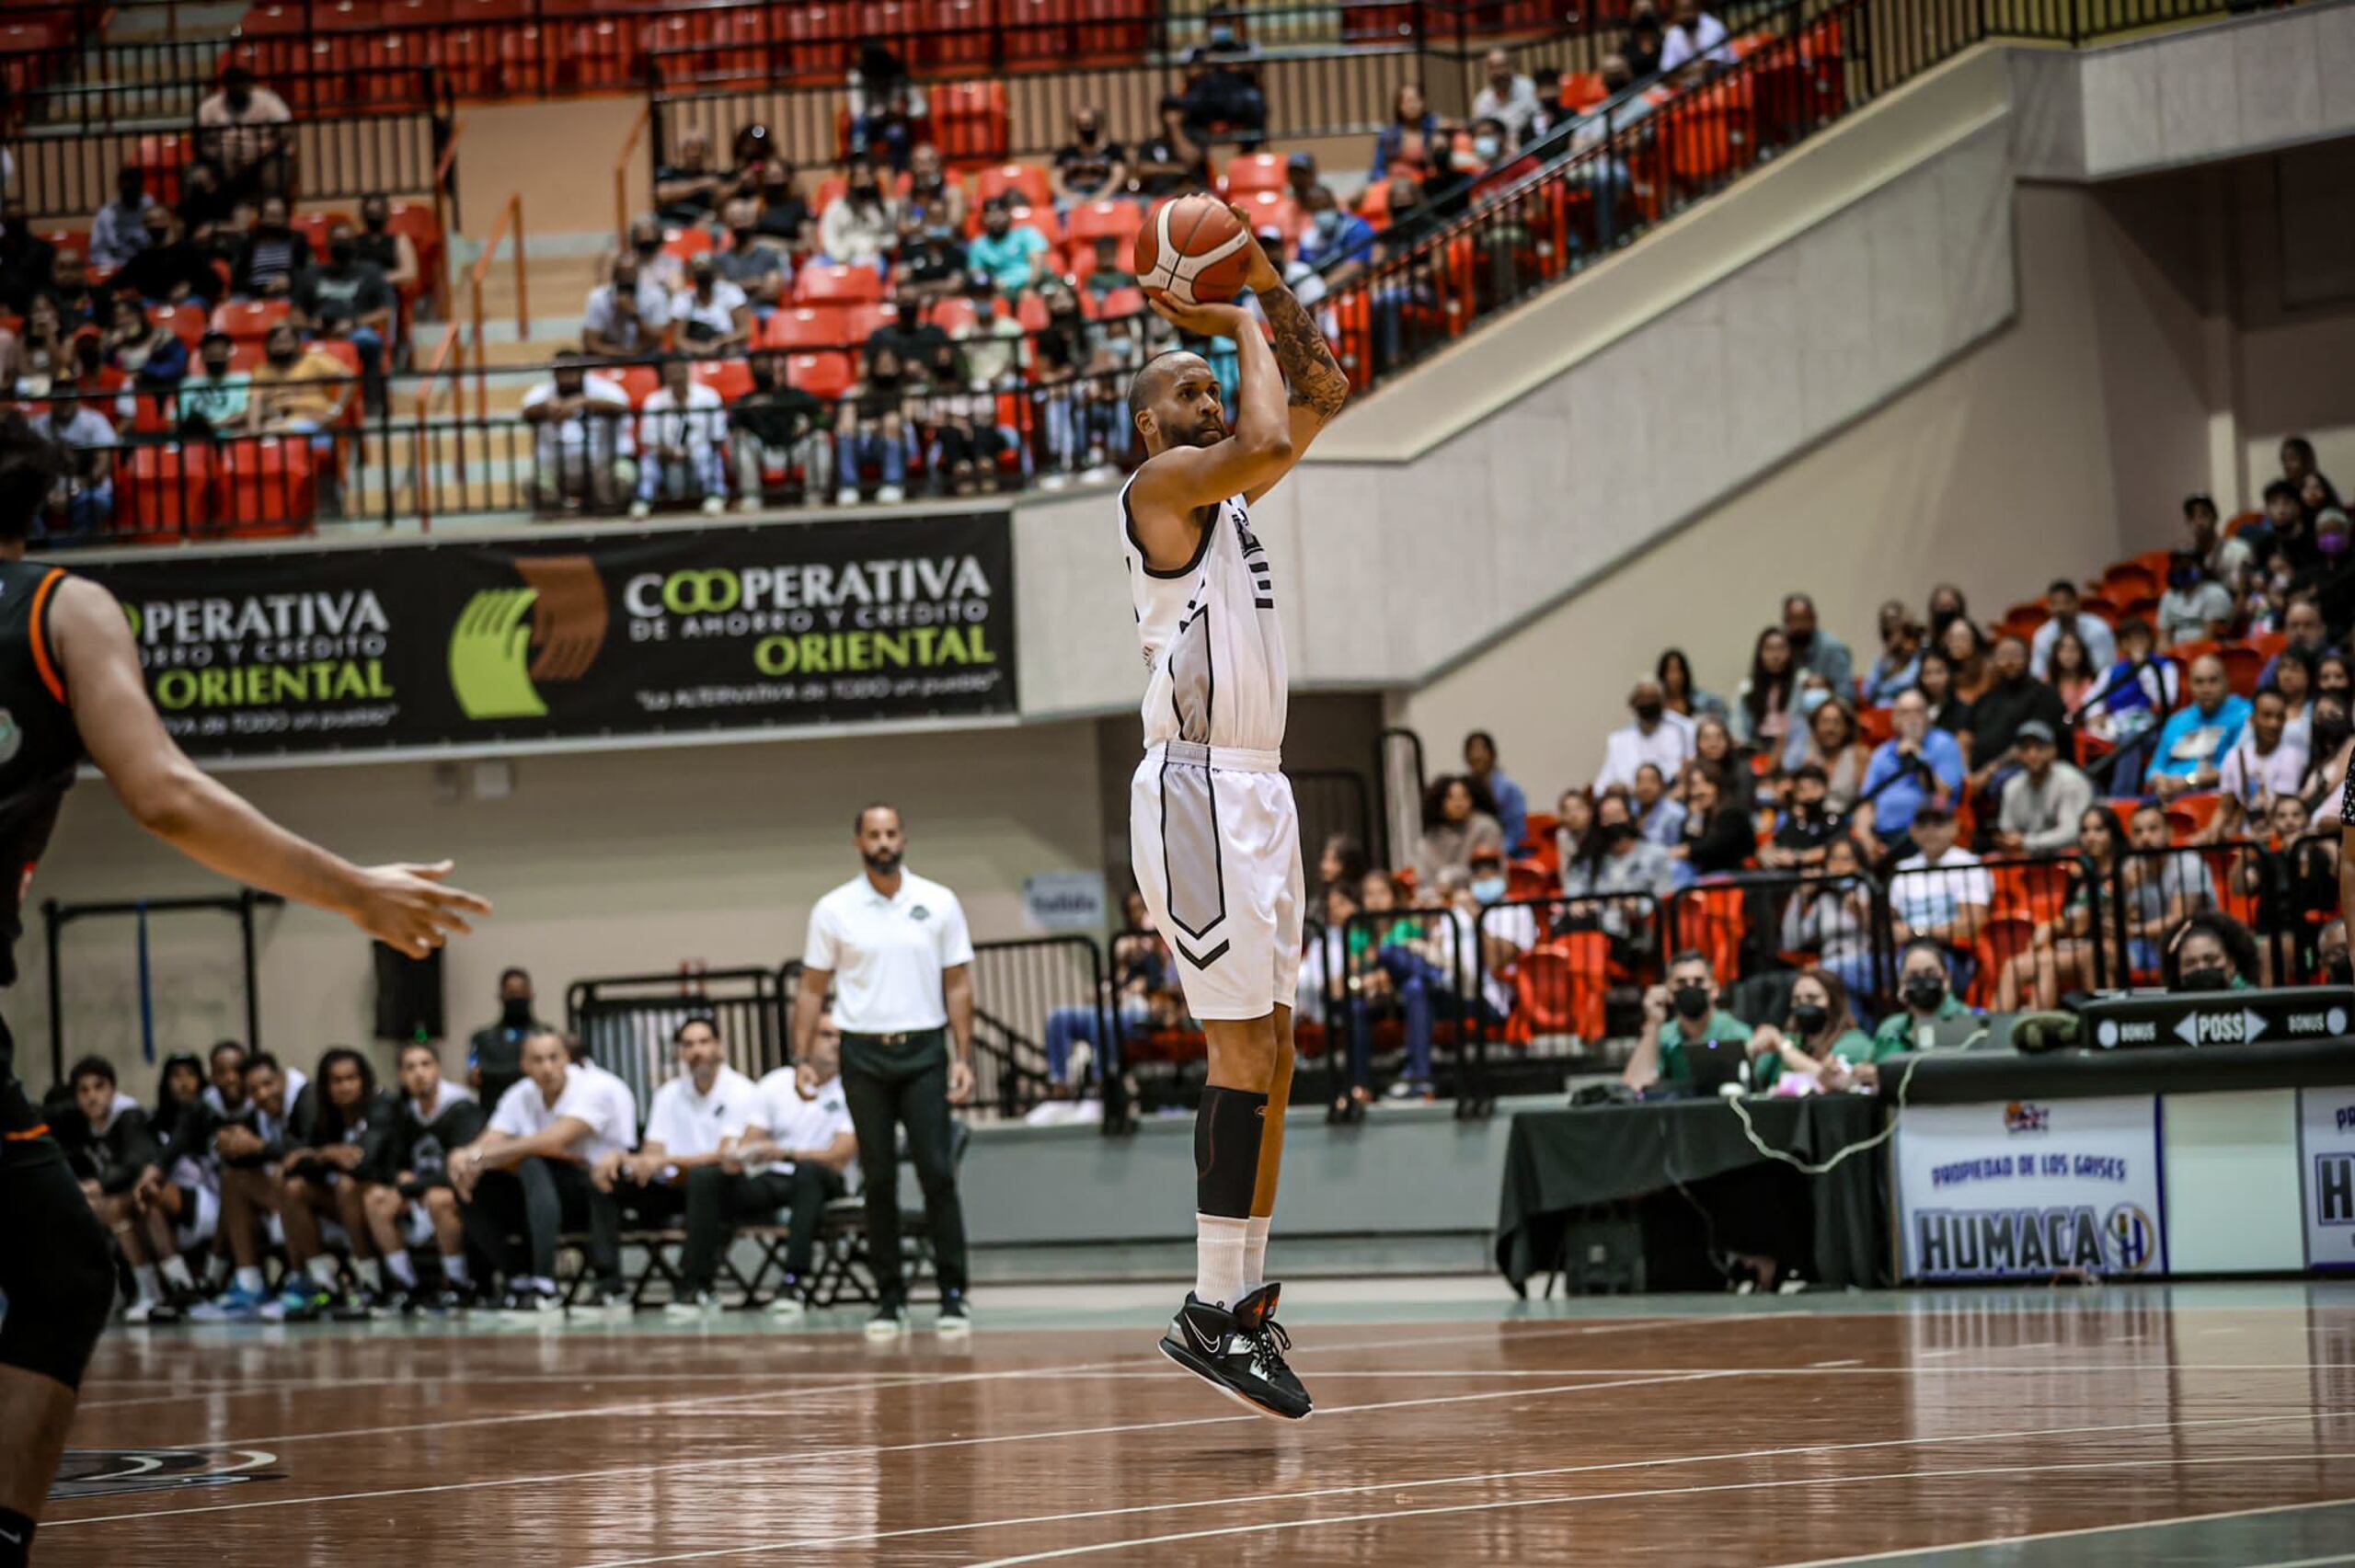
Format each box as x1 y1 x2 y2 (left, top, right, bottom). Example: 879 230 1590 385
1039 472 1070 490
663 1289 722 1321
876 484 904 504
765 1293 808 1321
1083 464 1120 483
834 486 859 506
627 499 651 519
866 1299 911 1339
736 496 761 513
699 495 724 515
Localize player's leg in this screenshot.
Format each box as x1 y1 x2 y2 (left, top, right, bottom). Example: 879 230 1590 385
421 1185 477 1304
1247 1005 1293 1291
1247 809 1305 1295
0 1139 119 1566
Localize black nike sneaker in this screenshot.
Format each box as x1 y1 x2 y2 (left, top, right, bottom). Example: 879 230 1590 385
1158 1282 1311 1421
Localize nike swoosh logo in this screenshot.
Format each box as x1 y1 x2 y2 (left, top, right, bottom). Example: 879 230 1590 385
1 1528 22 1543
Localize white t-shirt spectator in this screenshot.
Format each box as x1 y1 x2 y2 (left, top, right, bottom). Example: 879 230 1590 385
1595 712 1696 793
32 406 117 453
489 1064 637 1164
1889 847 1993 934
581 278 671 353
521 372 634 473
1440 900 1537 1016
1660 10 1733 70
802 869 975 1034
2030 613 2116 681
1470 74 1545 144
752 1066 856 1182
643 1064 760 1162
2218 733 2309 810
2157 580 2234 646
638 380 727 460
669 279 748 345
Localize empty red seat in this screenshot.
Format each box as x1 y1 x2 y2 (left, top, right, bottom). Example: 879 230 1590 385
292 210 350 253
615 364 661 407
974 163 1054 212
1223 151 1286 196
1232 189 1303 244
1065 199 1143 248
762 304 853 349
692 358 754 403
925 296 977 334
796 263 883 304
784 350 855 400
151 302 212 349
929 78 1008 164
116 444 216 535
217 436 318 530
212 299 293 342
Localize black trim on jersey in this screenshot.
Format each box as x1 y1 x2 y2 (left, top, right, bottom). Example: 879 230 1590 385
1123 480 1217 582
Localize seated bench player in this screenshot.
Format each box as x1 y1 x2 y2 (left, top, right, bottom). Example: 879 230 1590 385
450 1029 638 1316
592 1013 759 1310
361 1038 485 1311
63 1057 199 1324
185 1050 305 1322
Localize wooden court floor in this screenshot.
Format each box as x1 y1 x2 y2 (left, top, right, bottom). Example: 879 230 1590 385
37 1282 2355 1566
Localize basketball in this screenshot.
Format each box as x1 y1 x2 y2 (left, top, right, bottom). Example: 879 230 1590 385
1133 192 1254 308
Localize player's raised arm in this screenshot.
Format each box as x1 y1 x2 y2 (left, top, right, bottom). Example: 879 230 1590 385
1243 251 1348 505
47 575 489 956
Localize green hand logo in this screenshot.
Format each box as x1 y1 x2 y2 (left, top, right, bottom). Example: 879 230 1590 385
448 587 547 719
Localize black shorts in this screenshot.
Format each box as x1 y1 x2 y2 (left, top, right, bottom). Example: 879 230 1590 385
0 1134 115 1389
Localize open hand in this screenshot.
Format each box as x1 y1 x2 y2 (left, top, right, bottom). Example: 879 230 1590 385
348 861 490 957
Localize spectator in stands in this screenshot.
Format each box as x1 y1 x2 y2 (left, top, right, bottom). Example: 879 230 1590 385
847 44 927 169
1373 81 1446 181
1993 720 2090 856
197 65 293 200
1633 761 1685 847
1416 773 1505 884
1292 186 1376 292
89 165 154 271
952 280 1028 388
1624 12 1666 79
2320 915 2352 985
834 343 914 505
1130 97 1213 200
1780 841 1879 999
2320 651 2354 703
1042 896 1167 1092
1178 5 1266 146
100 296 189 392
631 356 729 518
2047 625 2101 716
1561 792 1674 960
177 331 250 434
2165 910 2260 992
1762 762 1841 871
1874 938 1977 1053
2158 551 2234 646
2113 801 2217 972
0 195 57 314
914 338 1022 496
1862 601 1924 707
669 256 752 358
2280 435 2320 493
714 199 790 312
968 199 1049 299
1747 967 1888 1092
1471 48 1545 148
2147 653 2249 800
1033 280 1120 482
1735 626 1797 749
1963 632 2067 804
2183 491 2250 589
898 143 966 236
2029 579 2115 679
2262 595 2331 690
523 349 636 514
1924 582 1968 640
1689 714 1752 809
1790 698 1868 812
2203 684 2306 843
2273 644 2316 752
1886 803 1989 991
729 350 831 510
292 221 394 407
247 318 352 454
2085 616 2179 741
655 129 727 227
1622 948 1749 1092
465 967 546 1108
451 1029 638 1316
1657 647 1730 724
1660 0 1734 76
230 194 308 299
2295 690 2350 825
895 212 971 303
1941 617 1992 707
752 159 813 249
1546 790 1593 879
2262 478 2311 568
30 248 100 328
1670 768 1751 882
355 193 419 303
1783 592 1852 695
820 161 901 273
118 204 222 307
1599 678 1697 792
1463 730 1527 853
1992 804 2121 1010
1051 108 1129 209
29 387 116 540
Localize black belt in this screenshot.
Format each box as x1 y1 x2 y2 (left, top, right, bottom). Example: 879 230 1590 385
840 1027 942 1047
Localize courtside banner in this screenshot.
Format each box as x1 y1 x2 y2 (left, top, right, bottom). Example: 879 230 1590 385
63 511 1017 762
2300 1087 2355 1271
1893 1095 2165 1281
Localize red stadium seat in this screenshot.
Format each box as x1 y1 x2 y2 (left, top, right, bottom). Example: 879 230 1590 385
1232 189 1303 244
292 210 350 254
115 443 216 535
974 163 1054 212
1066 199 1143 248
925 296 978 334
211 299 293 343
796 263 884 304
929 78 1009 165
840 301 895 343
217 435 318 531
1223 151 1286 196
151 302 212 349
615 364 661 407
692 358 754 403
762 304 854 349
2216 642 2267 698
662 224 717 264
784 350 855 400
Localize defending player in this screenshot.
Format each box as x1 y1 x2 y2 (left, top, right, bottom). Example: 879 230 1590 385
0 414 488 1566
1121 213 1347 1420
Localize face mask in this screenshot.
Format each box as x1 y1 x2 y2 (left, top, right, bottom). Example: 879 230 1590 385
266 346 298 368
1789 1003 1830 1036
1671 984 1712 1021
635 239 661 258
1929 609 1959 639
364 212 387 232
1794 799 1821 820
1208 22 1235 42
329 241 355 266
751 365 775 391
2326 953 2352 986
2178 966 2233 993
1902 975 1947 1012
1633 701 1663 725
764 185 794 203
1788 629 1815 656
2316 715 2351 752
1474 136 1501 161
501 997 533 1028
1470 875 1507 904
1314 210 1341 237
2170 567 2200 590
1603 821 1638 846
863 847 903 876
733 227 758 247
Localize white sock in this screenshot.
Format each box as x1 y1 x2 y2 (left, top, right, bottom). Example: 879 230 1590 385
523 1275 557 1294
305 1254 340 1288
441 1252 471 1285
1243 1215 1271 1294
132 1264 162 1304
235 1265 265 1295
1194 1214 1249 1310
355 1257 384 1290
385 1250 418 1288
207 1253 231 1287
161 1254 194 1289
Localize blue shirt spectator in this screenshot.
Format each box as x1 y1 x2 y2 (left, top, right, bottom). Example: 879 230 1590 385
1294 189 1375 275
1464 730 1528 853
1371 84 1444 180
966 206 1050 298
2028 582 2117 679
2147 653 2249 788
1857 691 1965 840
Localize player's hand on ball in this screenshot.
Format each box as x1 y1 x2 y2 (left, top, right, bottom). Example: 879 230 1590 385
1228 204 1281 293
1146 291 1250 340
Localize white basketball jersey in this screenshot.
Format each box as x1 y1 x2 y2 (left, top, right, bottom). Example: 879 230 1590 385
1120 476 1288 753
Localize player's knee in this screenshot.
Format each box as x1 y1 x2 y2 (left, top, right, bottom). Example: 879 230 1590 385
425 1186 458 1220
363 1184 397 1219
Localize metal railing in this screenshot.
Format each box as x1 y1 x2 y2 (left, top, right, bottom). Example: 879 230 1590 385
35 413 395 545
566 966 787 1116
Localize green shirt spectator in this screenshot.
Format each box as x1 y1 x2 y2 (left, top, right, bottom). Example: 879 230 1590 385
1654 1010 1752 1089
177 368 250 430
967 212 1049 298
1871 990 1970 1052
1752 1027 1888 1091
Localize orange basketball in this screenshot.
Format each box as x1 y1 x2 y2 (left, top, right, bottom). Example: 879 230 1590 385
1132 192 1253 308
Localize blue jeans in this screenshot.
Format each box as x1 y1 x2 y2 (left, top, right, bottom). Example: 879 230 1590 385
1043 999 1149 1084
637 445 726 504
51 479 113 539
835 429 910 491
1375 945 1453 1084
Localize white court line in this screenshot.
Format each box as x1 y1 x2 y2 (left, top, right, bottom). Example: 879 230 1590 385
2256 1554 2355 1567
959 1448 2355 1566
1772 1495 2355 1567
1810 1358 1864 1368
583 1408 2355 1566
48 1370 1721 1528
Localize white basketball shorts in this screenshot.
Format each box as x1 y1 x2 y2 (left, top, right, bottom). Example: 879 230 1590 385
1130 740 1304 1022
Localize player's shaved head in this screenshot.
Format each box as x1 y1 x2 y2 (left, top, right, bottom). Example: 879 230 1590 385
1131 349 1223 453
1129 350 1195 422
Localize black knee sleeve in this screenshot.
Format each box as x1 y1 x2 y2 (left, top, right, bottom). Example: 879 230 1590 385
1194 1086 1268 1219
0 1146 116 1391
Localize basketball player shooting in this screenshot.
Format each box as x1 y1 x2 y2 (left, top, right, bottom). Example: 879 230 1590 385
1122 202 1347 1421
0 413 489 1567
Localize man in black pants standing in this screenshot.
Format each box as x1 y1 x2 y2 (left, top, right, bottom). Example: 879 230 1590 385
0 411 488 1565
792 804 976 1338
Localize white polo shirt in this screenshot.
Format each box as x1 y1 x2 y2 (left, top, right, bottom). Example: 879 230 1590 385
489 1065 637 1164
643 1064 760 1161
753 1066 857 1181
802 868 974 1034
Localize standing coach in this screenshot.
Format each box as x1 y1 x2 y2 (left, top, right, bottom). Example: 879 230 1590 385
793 802 976 1339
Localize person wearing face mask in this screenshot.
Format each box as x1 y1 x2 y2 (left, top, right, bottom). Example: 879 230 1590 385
581 254 671 360
353 192 419 301
88 166 155 272
2296 692 2353 824
2157 551 2235 647
291 220 394 407
1391 856 1537 1099
967 198 1048 299
653 128 727 227
1291 185 1375 299
817 161 901 273
246 320 353 508
195 65 293 198
1872 940 1978 1055
668 255 752 357
1862 601 1924 706
1177 6 1267 147
2165 912 2258 993
752 158 814 248
1761 763 1841 871
1469 47 1544 147
175 330 251 435
1559 793 1675 959
953 276 1028 388
117 204 222 308
833 343 915 505
1746 968 1885 1093
229 194 309 299
623 214 687 294
713 197 790 312
523 349 637 512
631 354 730 517
1623 949 1750 1092
1598 678 1697 793
893 212 970 302
1780 592 1853 695
26 387 116 540
1887 805 1991 994
1051 108 1130 209
467 967 551 1109
729 349 831 510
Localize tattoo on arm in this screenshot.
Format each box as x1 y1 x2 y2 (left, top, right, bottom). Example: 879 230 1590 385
1260 286 1349 420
